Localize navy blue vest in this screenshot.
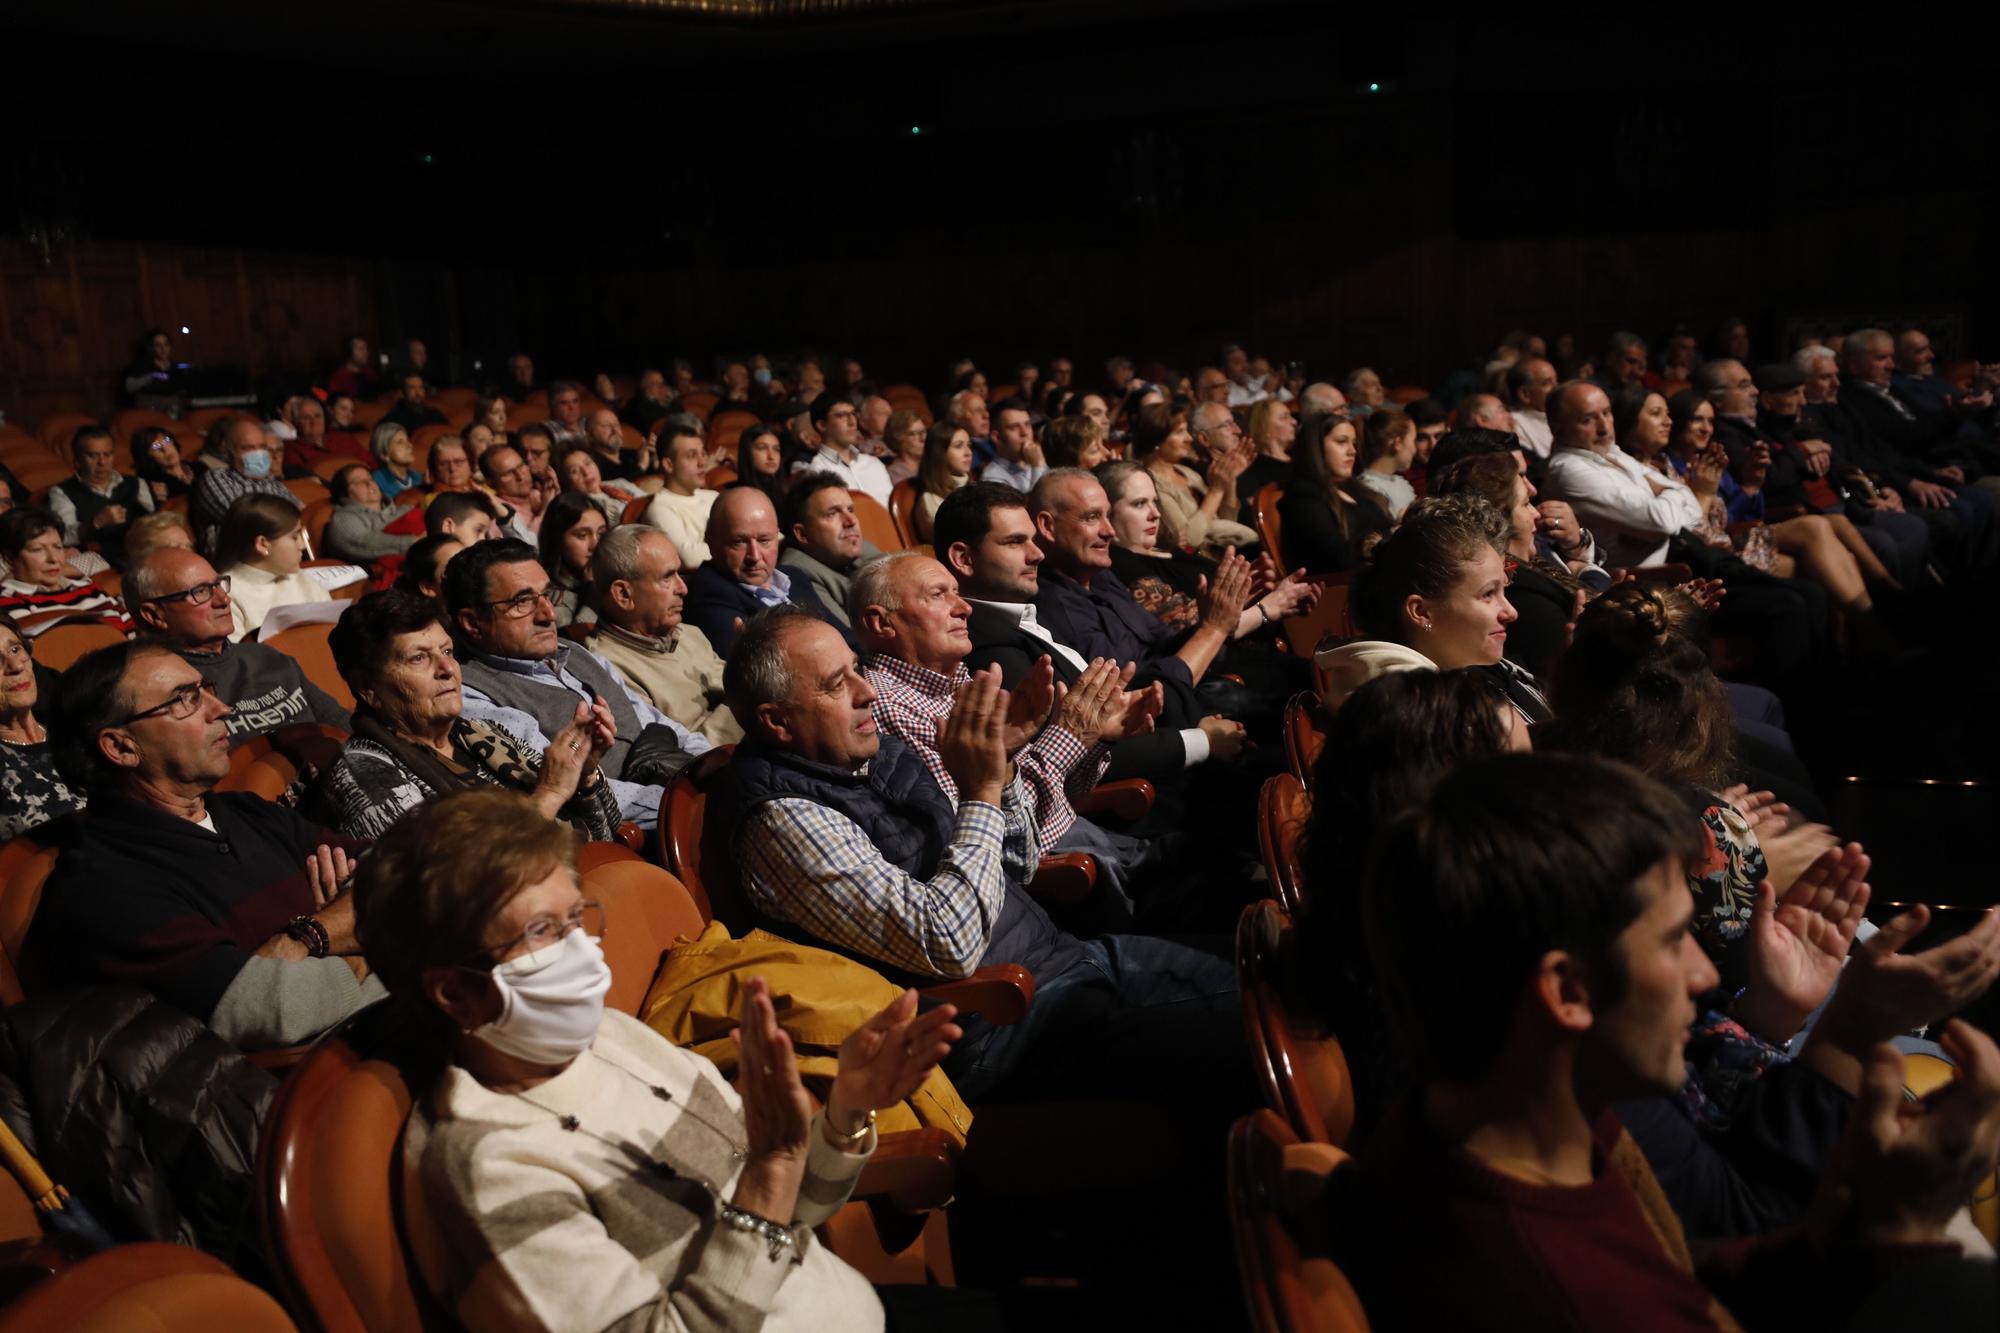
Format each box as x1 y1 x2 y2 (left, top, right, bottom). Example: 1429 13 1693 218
726 736 1085 984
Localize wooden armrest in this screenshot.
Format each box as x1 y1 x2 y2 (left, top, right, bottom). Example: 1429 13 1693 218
852 1127 961 1212
616 821 645 852
920 963 1035 1025
1215 672 1247 686
1028 851 1097 905
1075 778 1155 822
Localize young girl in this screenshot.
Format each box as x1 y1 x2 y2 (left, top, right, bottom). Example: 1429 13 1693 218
537 490 608 628
1356 409 1418 520
215 493 330 641
914 421 975 544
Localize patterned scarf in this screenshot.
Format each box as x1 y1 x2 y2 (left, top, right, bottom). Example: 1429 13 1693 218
349 707 618 841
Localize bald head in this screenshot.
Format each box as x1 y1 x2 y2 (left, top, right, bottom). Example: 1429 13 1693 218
1549 382 1615 451
707 486 782 587
1461 393 1514 434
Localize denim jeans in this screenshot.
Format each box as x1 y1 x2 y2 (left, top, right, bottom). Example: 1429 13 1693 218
947 934 1247 1110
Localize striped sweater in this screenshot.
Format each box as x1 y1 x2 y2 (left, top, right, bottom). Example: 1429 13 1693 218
0 577 134 640
403 1010 882 1333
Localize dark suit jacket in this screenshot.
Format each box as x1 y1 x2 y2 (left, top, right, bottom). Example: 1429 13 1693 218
962 599 1189 781
1805 398 1935 493
681 563 854 657
1840 379 1960 464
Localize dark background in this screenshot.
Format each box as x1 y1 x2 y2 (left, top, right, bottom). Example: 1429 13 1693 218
5 0 2000 417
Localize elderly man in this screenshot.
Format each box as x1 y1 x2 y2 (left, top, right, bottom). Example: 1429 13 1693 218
1296 382 1349 422
857 394 894 456
192 415 299 551
1193 367 1231 407
480 443 548 541
777 474 882 633
1504 356 1559 459
620 367 674 436
640 425 718 570
382 372 446 433
128 548 351 742
323 463 419 563
50 424 154 558
586 525 742 745
800 393 892 507
1842 328 2000 493
948 389 995 469
584 407 653 484
542 380 588 448
446 538 708 829
720 607 1244 1108
1459 392 1516 436
1221 345 1265 407
1188 400 1248 470
1892 327 1999 470
1341 367 1386 418
681 487 852 656
978 401 1047 491
282 395 367 475
42 641 379 1049
1595 330 1651 391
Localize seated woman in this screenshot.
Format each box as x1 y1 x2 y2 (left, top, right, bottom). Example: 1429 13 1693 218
1236 398 1299 503
733 426 788 510
537 491 607 629
1347 497 1545 722
354 787 957 1333
426 435 479 498
130 427 200 505
0 507 133 640
1129 403 1258 559
881 408 926 485
461 422 500 469
321 589 621 840
1430 450 1583 682
369 421 425 504
396 534 464 605
214 493 333 641
1355 408 1418 521
1099 459 1315 635
473 394 511 445
1276 412 1392 575
0 618 87 839
1040 414 1112 471
911 419 973 544
324 464 420 565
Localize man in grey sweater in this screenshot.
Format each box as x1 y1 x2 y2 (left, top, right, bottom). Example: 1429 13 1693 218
129 548 351 744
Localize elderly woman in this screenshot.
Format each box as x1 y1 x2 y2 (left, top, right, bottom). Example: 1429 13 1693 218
131 427 200 505
320 589 622 840
324 463 420 564
0 619 86 838
1040 415 1111 471
881 408 927 485
370 421 425 503
1129 402 1257 558
0 507 134 640
427 435 479 497
353 787 958 1333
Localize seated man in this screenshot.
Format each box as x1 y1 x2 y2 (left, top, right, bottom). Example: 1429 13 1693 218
640 424 719 570
381 371 447 433
49 424 154 560
425 488 503 544
480 443 549 541
800 393 892 507
586 525 743 745
722 607 1244 1107
324 463 420 564
192 415 299 551
584 407 654 484
977 402 1047 492
42 640 379 1049
681 486 854 656
542 380 588 448
447 538 709 829
128 548 351 742
936 481 1223 780
619 366 673 435
1334 751 2000 1329
777 473 882 635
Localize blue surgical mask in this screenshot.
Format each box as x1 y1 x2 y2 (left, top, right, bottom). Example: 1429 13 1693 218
240 449 273 478
752 367 772 387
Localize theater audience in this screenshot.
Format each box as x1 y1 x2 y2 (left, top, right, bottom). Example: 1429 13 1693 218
447 538 709 829
583 407 649 485
586 526 741 745
910 420 974 544
1275 412 1392 574
722 607 1244 1108
214 493 332 641
0 618 86 839
191 416 298 551
620 366 673 435
49 424 153 560
131 427 200 505
320 589 619 841
123 509 197 568
426 488 503 546
682 487 853 656
978 401 1047 493
324 463 420 564
121 327 187 407
382 372 446 433
41 640 380 1049
1135 403 1257 558
358 788 953 1333
733 425 789 509
1506 356 1559 458
0 506 134 639
1429 451 1579 682
778 475 880 635
369 421 424 503
536 490 607 628
1356 408 1418 520
543 381 587 449
426 435 478 497
327 334 379 399
397 534 464 603
282 395 365 475
129 548 350 742
558 444 642 525
641 424 719 570
948 389 994 468
501 353 538 404
803 393 892 507
1238 398 1298 501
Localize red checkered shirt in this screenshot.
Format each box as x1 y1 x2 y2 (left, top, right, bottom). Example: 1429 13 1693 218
863 653 1110 853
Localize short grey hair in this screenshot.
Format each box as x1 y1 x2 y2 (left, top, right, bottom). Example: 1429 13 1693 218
590 523 661 602
1189 402 1233 436
1844 328 1892 367
848 550 926 629
123 550 179 605
1299 383 1343 417
1690 359 1736 398
720 604 817 731
1340 366 1377 396
1793 345 1837 374
947 390 982 424
1031 466 1100 515
369 419 406 464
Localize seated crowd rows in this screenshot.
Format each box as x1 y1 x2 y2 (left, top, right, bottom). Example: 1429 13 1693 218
0 320 1996 1330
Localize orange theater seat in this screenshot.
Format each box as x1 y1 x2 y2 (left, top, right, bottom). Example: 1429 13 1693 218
263 624 358 710
27 621 127 672
1256 774 1312 918
1228 1109 1369 1333
853 491 904 553
36 412 98 456
0 1243 296 1333
1237 903 1356 1149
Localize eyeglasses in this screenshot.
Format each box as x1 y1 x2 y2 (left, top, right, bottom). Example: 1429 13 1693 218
481 587 554 618
472 901 606 972
120 678 220 725
145 575 230 607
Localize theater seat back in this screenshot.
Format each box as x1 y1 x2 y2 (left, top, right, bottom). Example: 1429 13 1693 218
1237 900 1355 1149
1229 1109 1370 1333
0 835 58 1004
576 859 707 1017
658 745 736 927
1256 774 1312 918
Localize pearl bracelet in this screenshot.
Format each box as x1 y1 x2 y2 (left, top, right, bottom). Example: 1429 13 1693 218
717 1203 800 1263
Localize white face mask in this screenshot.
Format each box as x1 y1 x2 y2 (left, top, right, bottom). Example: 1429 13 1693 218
471 928 612 1066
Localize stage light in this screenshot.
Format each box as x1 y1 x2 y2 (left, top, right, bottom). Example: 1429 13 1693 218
910 125 922 135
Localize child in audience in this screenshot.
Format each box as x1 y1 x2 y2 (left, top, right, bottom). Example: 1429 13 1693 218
215 493 333 641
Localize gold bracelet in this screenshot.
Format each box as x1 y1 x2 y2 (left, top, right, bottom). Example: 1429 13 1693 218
822 1106 875 1150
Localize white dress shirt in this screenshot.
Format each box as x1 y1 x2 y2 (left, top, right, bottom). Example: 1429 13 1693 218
1542 446 1703 570
1513 409 1553 459
806 446 893 508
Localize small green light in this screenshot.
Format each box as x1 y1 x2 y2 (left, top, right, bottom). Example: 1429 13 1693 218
910 125 921 135
1367 82 1380 93
422 153 434 164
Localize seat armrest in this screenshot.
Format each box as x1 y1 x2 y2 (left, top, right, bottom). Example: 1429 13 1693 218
1028 852 1096 905
615 821 645 852
920 963 1035 1025
1076 778 1155 822
852 1127 961 1212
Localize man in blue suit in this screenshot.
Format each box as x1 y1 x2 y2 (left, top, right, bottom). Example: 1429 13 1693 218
680 485 855 657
